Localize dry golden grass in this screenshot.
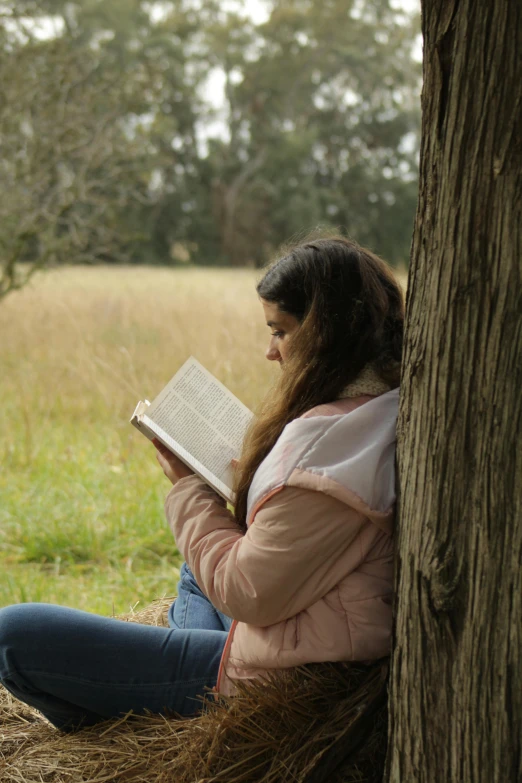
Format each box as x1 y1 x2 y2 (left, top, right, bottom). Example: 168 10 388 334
1 265 275 419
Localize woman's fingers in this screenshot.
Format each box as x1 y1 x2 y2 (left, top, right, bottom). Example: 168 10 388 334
152 439 194 484
152 437 170 455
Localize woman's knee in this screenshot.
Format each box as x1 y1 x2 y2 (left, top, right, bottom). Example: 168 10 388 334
0 604 38 676
0 603 57 653
178 562 204 596
0 603 69 684
0 603 36 644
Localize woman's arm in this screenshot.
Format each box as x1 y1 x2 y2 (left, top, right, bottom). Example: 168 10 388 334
166 475 371 627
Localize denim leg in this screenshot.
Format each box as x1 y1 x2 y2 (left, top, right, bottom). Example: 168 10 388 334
168 562 232 633
0 603 227 732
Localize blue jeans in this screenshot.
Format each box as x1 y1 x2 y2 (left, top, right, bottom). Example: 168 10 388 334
0 563 231 731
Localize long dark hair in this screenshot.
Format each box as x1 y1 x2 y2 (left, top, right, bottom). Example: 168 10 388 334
233 234 404 530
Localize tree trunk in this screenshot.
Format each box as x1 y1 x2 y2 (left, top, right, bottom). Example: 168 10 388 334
386 1 521 781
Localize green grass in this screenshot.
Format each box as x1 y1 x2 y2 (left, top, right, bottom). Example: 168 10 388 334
0 427 180 614
0 397 181 614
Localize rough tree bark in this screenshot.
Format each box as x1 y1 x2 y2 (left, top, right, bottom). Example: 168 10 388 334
386 1 521 781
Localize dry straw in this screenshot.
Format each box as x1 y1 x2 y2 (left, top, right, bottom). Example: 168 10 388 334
0 598 388 783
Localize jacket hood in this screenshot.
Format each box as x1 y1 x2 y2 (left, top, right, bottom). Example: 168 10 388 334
246 389 399 531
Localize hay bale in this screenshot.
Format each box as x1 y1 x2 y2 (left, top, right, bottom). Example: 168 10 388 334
0 599 388 783
118 596 174 627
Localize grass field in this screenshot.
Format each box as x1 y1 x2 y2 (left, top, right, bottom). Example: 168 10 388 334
0 266 275 615
0 264 407 616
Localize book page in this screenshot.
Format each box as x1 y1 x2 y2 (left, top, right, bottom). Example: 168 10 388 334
138 413 231 501
145 358 253 491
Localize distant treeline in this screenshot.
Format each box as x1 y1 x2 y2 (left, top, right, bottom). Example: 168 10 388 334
0 0 420 296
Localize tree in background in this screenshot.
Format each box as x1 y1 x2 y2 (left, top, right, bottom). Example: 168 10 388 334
0 0 421 286
0 0 206 296
0 31 125 297
387 0 521 779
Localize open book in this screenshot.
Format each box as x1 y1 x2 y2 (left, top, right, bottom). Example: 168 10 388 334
131 357 254 503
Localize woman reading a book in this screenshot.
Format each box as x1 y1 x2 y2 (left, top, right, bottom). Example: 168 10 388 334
0 236 403 730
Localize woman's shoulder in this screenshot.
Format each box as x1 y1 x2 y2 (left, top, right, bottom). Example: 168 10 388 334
300 396 376 420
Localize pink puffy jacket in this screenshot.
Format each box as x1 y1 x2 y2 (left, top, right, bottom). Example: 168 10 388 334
165 389 399 696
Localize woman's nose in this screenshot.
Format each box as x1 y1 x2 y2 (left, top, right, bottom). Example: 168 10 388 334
265 338 281 362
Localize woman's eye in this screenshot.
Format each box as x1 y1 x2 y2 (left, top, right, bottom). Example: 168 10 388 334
271 331 284 338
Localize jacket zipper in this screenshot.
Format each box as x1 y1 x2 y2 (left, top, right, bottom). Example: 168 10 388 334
215 485 284 693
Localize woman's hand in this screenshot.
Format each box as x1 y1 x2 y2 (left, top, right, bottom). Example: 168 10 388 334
152 439 195 486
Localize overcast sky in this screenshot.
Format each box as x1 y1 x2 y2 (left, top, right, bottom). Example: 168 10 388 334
220 0 420 25
221 0 420 24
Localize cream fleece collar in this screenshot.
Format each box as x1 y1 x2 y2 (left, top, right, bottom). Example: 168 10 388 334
338 364 394 399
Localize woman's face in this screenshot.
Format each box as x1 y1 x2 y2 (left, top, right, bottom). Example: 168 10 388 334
260 298 300 365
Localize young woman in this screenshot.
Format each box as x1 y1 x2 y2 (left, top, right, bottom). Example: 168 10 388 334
0 236 403 730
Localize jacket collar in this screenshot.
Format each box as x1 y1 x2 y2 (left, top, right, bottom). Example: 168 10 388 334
338 364 395 399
